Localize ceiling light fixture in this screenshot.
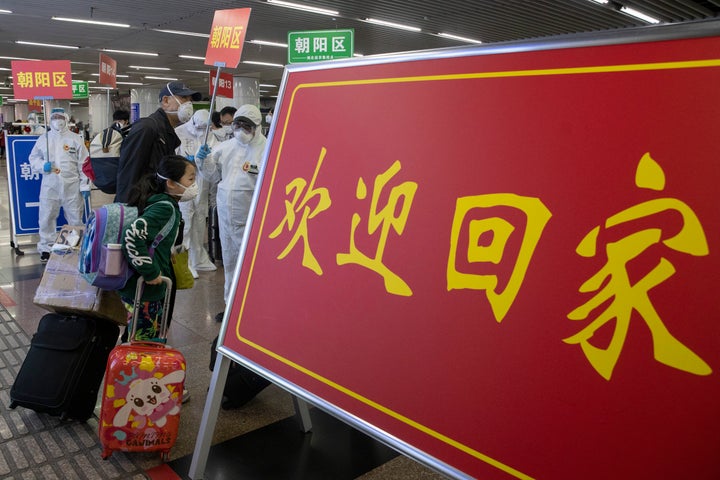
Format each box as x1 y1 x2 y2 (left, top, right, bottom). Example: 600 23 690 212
364 18 421 32
52 17 130 28
153 29 209 38
117 81 145 85
243 60 285 68
16 40 79 49
588 0 609 4
91 73 129 78
90 86 113 90
185 70 211 74
103 48 158 56
266 0 338 16
129 65 170 70
438 32 482 44
0 9 12 14
259 84 277 88
250 39 288 48
144 76 179 81
620 6 660 23
178 55 206 61
0 56 37 61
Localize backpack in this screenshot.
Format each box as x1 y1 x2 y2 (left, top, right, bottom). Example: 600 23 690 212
78 201 176 290
87 126 125 194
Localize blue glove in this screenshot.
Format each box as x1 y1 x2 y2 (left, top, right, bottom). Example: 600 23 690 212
81 191 90 200
43 161 52 173
196 144 211 161
186 155 195 163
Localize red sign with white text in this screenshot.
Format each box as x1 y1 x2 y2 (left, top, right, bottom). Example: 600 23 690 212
204 8 251 68
99 53 117 88
209 70 234 98
221 31 720 480
11 60 73 100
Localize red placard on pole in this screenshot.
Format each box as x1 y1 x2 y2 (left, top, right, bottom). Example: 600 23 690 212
99 53 117 88
209 69 234 98
205 8 251 68
11 60 73 100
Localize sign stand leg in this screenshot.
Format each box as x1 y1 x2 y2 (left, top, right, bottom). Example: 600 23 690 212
188 352 231 480
292 396 313 432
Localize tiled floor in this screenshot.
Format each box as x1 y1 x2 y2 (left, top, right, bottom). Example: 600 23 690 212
0 158 447 479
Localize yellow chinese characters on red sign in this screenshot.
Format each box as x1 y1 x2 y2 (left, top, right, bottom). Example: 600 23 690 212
11 60 73 100
204 8 251 68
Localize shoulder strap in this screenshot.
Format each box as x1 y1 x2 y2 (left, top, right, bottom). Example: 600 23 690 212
101 127 113 151
149 200 177 250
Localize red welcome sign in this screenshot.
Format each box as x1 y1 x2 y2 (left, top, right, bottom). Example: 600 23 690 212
204 8 251 68
99 53 117 88
11 60 73 100
209 70 234 98
221 29 720 480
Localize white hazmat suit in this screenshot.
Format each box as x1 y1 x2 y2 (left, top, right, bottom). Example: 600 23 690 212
198 105 266 303
29 109 90 255
175 109 217 276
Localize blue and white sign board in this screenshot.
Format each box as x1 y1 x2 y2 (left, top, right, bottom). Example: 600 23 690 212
6 134 69 237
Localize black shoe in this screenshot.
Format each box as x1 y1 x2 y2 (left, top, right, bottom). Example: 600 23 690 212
40 252 50 263
215 312 225 323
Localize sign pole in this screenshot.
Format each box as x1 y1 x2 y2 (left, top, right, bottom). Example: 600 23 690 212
37 97 54 168
203 63 225 146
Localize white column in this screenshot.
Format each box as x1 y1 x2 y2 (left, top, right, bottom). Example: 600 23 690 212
89 92 113 137
130 88 161 122
14 104 29 122
214 76 259 111
0 105 15 123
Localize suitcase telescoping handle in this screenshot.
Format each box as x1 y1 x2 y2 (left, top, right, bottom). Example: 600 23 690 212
129 276 173 342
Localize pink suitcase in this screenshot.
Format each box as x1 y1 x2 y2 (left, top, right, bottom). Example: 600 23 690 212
98 277 186 461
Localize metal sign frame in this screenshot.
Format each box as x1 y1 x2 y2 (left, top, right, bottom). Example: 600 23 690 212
190 20 720 480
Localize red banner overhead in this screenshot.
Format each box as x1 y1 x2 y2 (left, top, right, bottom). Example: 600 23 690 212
222 30 720 480
11 60 73 100
204 8 251 68
99 53 117 88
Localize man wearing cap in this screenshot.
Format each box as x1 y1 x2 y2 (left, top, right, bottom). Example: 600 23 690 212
28 107 90 262
195 104 267 321
114 81 201 203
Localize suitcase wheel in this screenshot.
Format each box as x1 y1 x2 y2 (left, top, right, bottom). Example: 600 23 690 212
161 451 170 462
101 449 112 460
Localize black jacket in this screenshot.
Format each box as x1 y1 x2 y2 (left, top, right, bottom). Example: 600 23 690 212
114 108 181 202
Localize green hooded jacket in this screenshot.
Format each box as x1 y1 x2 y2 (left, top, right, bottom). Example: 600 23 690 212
119 193 180 301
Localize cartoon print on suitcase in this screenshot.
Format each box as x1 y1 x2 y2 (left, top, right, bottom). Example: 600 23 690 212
98 276 185 461
99 345 185 459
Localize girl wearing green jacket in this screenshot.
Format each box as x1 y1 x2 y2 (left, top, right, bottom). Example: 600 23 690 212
120 154 198 341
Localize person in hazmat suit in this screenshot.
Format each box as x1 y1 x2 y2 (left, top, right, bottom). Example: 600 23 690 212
29 108 90 262
174 109 218 277
25 112 46 135
195 104 266 321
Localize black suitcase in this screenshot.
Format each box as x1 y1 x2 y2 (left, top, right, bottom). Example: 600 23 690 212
209 336 270 409
208 205 222 263
10 313 120 421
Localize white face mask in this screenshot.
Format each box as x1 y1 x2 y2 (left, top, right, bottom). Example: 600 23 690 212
50 119 66 131
176 181 199 202
234 129 254 145
222 125 233 138
173 97 194 124
265 114 272 124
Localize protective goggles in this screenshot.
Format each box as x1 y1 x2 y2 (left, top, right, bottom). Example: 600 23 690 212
232 120 256 133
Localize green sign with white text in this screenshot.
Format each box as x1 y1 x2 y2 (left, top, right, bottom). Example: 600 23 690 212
288 29 354 64
72 81 89 99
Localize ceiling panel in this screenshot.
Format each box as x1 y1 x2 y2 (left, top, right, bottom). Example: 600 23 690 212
0 0 718 102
